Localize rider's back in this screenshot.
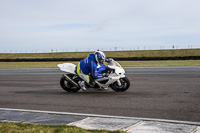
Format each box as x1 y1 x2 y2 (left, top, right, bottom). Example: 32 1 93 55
80 53 96 75
80 53 106 79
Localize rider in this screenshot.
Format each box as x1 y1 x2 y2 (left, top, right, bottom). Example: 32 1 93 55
77 50 109 90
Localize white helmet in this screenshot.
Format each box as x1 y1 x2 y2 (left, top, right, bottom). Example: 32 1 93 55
94 50 106 64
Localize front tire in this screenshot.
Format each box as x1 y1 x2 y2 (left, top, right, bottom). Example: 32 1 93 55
60 75 81 92
110 77 130 92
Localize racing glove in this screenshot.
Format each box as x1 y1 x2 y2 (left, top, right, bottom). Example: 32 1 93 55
105 58 110 63
103 72 109 77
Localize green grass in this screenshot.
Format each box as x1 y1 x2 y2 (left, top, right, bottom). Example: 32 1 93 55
0 122 125 133
118 60 200 67
0 49 199 68
0 62 79 69
0 60 199 69
0 49 199 59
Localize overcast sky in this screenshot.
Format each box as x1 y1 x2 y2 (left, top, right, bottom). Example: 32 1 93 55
0 0 200 53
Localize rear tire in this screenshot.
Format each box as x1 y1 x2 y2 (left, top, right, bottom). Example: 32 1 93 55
110 77 130 92
60 75 81 92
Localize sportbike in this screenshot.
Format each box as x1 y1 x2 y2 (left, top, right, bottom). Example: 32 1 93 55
57 58 130 92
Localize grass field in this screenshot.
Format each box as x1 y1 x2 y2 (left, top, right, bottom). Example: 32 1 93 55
0 122 125 133
0 60 199 68
0 49 200 59
0 49 199 68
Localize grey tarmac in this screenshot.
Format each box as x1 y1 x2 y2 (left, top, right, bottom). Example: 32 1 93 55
0 66 200 123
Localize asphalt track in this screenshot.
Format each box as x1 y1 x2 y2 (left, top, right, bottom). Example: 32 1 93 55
0 66 200 122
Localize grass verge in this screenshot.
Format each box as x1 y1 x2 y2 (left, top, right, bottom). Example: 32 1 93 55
0 122 125 133
0 49 200 59
0 60 199 69
119 60 200 67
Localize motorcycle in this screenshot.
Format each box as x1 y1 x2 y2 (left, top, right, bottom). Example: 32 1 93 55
57 58 130 92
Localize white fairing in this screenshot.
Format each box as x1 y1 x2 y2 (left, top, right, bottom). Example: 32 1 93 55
57 63 76 74
115 67 125 76
108 59 125 76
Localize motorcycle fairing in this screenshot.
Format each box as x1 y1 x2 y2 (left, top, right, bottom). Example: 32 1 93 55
57 63 76 74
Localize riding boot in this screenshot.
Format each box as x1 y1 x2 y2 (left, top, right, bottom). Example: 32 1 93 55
78 81 86 90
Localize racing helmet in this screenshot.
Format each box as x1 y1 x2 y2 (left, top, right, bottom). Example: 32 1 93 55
95 50 106 64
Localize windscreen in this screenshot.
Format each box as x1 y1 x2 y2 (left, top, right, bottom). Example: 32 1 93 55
108 59 121 68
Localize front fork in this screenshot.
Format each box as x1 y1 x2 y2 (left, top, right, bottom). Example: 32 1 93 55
117 79 122 86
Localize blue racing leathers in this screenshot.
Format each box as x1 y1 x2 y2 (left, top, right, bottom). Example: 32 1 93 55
80 54 107 79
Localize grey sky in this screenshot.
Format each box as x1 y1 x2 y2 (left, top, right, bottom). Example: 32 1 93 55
0 0 200 52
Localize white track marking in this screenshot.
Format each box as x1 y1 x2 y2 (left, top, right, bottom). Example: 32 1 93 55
0 108 199 126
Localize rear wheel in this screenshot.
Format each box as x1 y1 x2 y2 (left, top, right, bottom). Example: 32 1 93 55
110 77 130 92
60 75 81 92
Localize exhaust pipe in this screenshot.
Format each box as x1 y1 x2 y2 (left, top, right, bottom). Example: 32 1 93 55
63 74 81 89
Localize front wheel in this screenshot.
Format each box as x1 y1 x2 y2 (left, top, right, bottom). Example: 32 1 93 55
110 77 130 92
